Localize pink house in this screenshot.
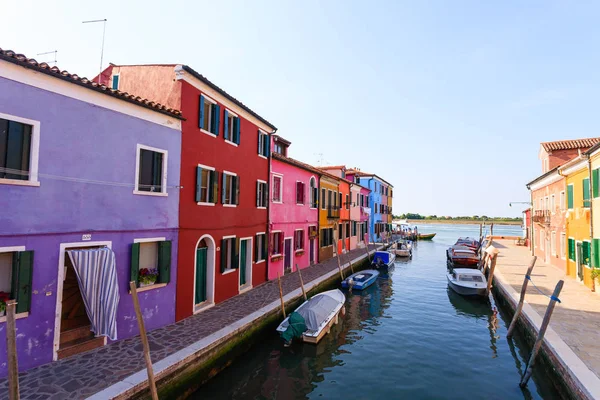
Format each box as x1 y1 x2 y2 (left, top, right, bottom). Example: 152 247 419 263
350 183 361 250
269 137 321 279
359 185 371 244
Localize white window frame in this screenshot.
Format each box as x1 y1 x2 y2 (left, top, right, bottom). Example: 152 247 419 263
309 176 317 209
134 144 168 197
272 173 283 204
550 194 555 214
224 108 239 147
0 246 28 323
255 232 266 263
296 180 305 206
258 130 269 159
257 179 268 209
551 231 556 256
197 163 216 206
295 229 304 252
0 112 41 187
200 95 218 137
132 237 167 292
221 235 237 274
560 191 565 211
222 170 237 207
560 233 566 260
271 230 283 256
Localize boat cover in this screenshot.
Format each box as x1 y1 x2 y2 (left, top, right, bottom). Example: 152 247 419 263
297 293 340 331
281 311 307 342
374 251 391 264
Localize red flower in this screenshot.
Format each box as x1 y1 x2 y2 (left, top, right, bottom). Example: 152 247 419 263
0 291 10 303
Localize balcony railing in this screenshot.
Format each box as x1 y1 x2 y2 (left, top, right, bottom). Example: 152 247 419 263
532 210 550 225
327 206 340 219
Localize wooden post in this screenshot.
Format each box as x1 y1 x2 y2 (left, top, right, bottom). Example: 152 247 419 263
479 223 483 238
520 280 564 388
334 248 344 280
276 273 286 318
485 253 498 296
129 282 159 400
6 300 19 400
364 235 372 263
342 237 354 274
490 223 494 237
507 256 537 339
296 264 307 301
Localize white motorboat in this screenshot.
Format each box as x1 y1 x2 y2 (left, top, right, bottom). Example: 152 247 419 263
394 240 413 258
446 268 487 297
276 289 346 345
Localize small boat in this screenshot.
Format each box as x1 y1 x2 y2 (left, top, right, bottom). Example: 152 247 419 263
455 237 480 251
447 268 487 297
341 269 380 290
276 289 346 346
447 245 480 268
417 233 436 240
372 250 396 270
394 240 413 258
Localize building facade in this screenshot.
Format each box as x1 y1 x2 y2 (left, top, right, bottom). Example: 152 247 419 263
338 178 351 254
319 174 340 261
587 144 600 290
0 50 182 375
101 64 277 320
350 183 361 250
347 170 392 243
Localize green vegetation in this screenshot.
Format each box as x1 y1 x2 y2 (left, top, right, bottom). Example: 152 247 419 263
394 213 522 223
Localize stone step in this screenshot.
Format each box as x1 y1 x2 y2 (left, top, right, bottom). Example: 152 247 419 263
60 325 93 345
57 335 104 360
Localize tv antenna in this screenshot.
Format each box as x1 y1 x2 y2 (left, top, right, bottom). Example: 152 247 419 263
37 50 57 65
82 18 107 83
315 153 324 166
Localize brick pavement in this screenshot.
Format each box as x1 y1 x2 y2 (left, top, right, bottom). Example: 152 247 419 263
0 244 381 400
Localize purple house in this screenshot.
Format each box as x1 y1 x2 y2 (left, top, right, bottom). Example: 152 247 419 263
0 48 183 376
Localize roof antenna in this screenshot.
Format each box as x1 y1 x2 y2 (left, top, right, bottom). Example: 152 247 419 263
36 50 57 65
82 18 107 83
315 153 324 166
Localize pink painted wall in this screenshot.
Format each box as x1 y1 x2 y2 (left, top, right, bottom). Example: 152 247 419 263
269 159 319 279
350 185 361 250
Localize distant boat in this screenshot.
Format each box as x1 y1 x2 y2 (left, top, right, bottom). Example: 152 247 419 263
372 250 396 270
341 269 380 290
393 240 413 258
446 268 487 297
417 233 436 240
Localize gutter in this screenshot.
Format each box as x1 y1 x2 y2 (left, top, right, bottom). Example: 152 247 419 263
588 157 595 269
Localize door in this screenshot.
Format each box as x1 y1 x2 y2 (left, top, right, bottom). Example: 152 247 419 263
284 238 292 274
239 239 251 287
545 238 551 263
195 247 207 304
576 242 584 281
309 238 315 265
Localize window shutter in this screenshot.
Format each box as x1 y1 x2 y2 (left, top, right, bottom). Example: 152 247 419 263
262 235 268 259
210 171 218 203
220 239 227 273
263 135 270 157
593 239 600 267
235 176 240 205
198 95 204 129
256 181 260 207
567 185 574 209
234 117 241 145
257 131 262 155
222 173 227 204
223 110 229 140
131 243 140 288
233 238 240 269
152 152 163 190
254 235 259 260
12 251 34 314
583 178 590 203
158 241 172 284
213 104 220 136
594 169 600 198
296 181 301 203
263 183 268 207
196 166 203 202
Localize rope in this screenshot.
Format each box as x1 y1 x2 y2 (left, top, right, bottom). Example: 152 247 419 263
525 275 561 303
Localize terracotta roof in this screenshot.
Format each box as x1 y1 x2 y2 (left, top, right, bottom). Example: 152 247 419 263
181 65 277 131
319 165 346 170
541 138 600 152
346 169 393 187
0 48 183 119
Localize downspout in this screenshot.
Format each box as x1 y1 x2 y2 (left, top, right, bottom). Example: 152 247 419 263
266 129 276 281
368 178 374 243
588 155 595 280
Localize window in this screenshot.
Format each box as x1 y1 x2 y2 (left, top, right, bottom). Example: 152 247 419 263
338 193 342 209
328 190 333 210
296 181 306 205
258 130 270 157
568 238 575 261
338 224 343 239
222 172 239 205
320 228 334 247
256 181 268 208
346 223 350 238
131 239 172 288
366 196 369 207
551 232 556 256
295 230 304 251
196 165 218 204
567 185 574 209
375 203 378 213
559 192 565 210
274 143 287 156
310 177 318 208
550 195 555 213
593 168 600 198
538 198 543 211
545 197 548 210
560 233 566 259
272 175 283 203
321 188 326 209
255 233 267 262
0 114 40 184
136 145 167 195
583 241 591 266
583 178 591 208
271 232 283 255
0 248 33 315
112 74 119 90
220 237 237 272
345 194 350 209
352 221 357 236
199 95 220 135
223 110 240 145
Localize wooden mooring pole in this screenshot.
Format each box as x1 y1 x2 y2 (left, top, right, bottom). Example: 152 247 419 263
6 300 20 400
479 223 483 238
363 234 372 263
485 252 499 296
334 248 345 280
296 264 307 301
507 256 537 339
129 281 159 400
276 273 286 318
519 280 564 388
342 238 354 274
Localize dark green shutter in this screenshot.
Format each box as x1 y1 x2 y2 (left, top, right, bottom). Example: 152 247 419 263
262 234 268 260
196 166 203 202
568 238 575 261
198 95 204 129
158 241 172 284
263 134 270 157
233 238 240 269
211 171 218 203
594 169 600 198
234 117 240 145
254 235 259 261
11 251 34 314
223 110 229 140
567 185 574 209
593 239 600 267
10 252 19 300
212 104 220 135
222 173 227 204
583 178 590 206
220 239 226 273
131 243 140 288
256 181 260 207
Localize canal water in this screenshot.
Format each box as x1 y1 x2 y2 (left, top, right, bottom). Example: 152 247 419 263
192 224 561 400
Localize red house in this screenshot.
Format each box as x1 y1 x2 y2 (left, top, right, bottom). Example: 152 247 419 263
98 64 277 320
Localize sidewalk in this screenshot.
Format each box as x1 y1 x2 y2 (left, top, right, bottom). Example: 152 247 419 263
0 244 380 400
492 240 600 399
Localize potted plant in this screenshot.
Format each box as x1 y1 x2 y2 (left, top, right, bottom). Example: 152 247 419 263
591 268 600 292
0 291 10 317
139 268 159 287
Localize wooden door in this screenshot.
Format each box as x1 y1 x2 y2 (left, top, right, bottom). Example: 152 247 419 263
239 240 247 286
310 239 315 264
61 252 91 332
284 238 292 274
195 248 207 304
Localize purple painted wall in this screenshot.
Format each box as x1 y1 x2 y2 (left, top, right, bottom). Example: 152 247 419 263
0 76 181 376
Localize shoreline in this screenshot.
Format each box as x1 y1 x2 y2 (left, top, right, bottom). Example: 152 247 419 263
406 219 521 226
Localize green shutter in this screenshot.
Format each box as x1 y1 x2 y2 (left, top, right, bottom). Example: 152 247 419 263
233 238 240 269
212 104 220 135
256 181 260 207
234 117 240 145
220 239 226 273
593 239 600 267
198 95 204 129
196 166 203 202
262 234 268 260
211 171 218 203
158 240 172 284
568 238 575 261
12 251 34 314
223 109 229 140
131 243 140 288
594 169 600 198
583 178 590 207
567 185 574 209
263 134 270 157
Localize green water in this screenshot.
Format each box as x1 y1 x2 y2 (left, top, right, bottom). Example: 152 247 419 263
192 224 561 399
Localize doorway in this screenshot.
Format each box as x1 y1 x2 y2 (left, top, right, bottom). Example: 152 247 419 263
310 238 315 265
239 238 252 290
284 238 293 274
576 242 584 281
196 245 208 304
194 235 216 313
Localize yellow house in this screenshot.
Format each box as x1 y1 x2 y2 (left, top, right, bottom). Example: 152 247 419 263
586 144 600 289
559 156 594 288
319 173 340 262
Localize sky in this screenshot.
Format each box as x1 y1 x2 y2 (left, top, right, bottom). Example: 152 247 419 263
2 0 600 217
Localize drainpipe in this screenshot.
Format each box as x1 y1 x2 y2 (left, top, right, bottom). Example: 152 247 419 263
368 178 374 243
266 129 276 281
588 156 595 272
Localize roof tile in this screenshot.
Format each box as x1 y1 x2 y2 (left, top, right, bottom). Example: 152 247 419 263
541 138 600 152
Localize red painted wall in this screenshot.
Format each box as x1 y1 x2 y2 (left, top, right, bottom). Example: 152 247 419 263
175 81 269 321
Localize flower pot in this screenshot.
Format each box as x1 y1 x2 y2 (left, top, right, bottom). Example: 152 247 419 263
140 277 157 287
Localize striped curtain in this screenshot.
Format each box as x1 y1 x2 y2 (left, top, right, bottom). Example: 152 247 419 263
67 248 120 340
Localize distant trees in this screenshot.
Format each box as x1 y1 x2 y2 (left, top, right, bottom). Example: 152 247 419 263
393 213 521 222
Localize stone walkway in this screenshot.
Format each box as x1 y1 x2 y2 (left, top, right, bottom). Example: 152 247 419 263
0 244 381 400
492 240 600 380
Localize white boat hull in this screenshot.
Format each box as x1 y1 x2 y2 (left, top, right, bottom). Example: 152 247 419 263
446 269 487 297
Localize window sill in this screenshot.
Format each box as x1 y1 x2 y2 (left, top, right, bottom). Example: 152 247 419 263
296 203 305 206
133 190 168 197
129 283 167 294
0 179 40 187
200 129 217 138
257 206 267 209
225 140 239 147
258 154 268 160
255 259 265 264
197 202 215 206
273 200 282 204
0 312 29 323
222 268 237 275
223 204 237 208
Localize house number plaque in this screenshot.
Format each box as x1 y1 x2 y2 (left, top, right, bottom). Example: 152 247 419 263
82 234 92 241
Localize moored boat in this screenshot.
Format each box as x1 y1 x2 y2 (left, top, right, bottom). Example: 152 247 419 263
372 250 396 270
446 245 480 269
446 268 487 297
417 233 436 240
277 289 346 346
341 269 380 290
394 240 413 258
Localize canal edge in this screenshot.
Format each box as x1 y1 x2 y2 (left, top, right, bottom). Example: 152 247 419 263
492 269 600 400
86 246 382 400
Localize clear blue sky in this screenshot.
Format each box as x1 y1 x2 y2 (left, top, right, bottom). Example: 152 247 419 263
3 0 599 217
